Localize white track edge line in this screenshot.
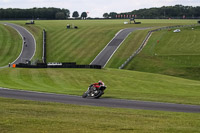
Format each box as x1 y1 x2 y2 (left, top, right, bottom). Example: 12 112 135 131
0 23 24 66
12 23 37 61
90 29 123 65
103 32 132 68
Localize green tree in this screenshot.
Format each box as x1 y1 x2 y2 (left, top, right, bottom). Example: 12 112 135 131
72 11 79 18
62 9 70 18
109 12 117 19
81 12 87 19
103 13 109 18
55 12 65 19
66 10 70 18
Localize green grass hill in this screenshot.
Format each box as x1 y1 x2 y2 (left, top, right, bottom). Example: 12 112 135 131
0 19 200 133
0 19 199 103
1 98 200 133
0 24 22 67
124 25 200 80
8 19 197 65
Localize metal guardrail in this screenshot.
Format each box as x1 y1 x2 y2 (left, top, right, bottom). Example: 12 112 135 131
16 62 102 69
119 24 200 69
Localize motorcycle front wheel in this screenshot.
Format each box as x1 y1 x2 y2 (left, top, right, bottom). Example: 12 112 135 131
94 90 103 99
82 92 88 98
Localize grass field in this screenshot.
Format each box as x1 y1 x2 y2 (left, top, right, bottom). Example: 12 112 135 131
0 19 200 132
0 19 200 104
0 24 22 67
0 68 200 105
6 19 198 65
0 98 200 133
124 25 200 80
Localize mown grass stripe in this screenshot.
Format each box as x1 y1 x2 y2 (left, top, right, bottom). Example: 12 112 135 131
48 26 98 62
125 26 200 80
30 69 55 90
0 24 22 67
49 30 84 58
1 97 200 133
47 29 85 62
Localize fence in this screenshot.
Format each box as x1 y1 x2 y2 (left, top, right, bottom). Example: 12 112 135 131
119 24 200 69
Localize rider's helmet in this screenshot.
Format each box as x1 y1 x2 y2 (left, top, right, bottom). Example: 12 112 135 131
98 80 103 85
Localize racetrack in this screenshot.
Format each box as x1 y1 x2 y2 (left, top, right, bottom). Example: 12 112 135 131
0 88 200 113
90 27 148 67
3 23 36 65
1 24 199 113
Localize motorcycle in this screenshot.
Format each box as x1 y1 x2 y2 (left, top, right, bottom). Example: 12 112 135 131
82 84 106 99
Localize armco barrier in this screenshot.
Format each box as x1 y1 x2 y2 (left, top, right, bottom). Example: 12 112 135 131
119 31 152 69
16 63 47 68
16 62 101 69
119 24 200 69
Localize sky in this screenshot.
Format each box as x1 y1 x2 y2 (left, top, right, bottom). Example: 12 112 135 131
1 0 200 18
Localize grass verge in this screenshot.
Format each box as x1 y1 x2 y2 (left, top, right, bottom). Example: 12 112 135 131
125 25 200 80
0 98 200 133
0 24 22 67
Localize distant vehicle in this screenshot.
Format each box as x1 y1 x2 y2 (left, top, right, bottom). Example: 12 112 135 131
173 29 181 33
25 20 34 25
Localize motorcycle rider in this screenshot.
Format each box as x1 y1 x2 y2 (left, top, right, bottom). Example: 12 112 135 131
89 80 105 96
82 80 106 98
93 80 105 90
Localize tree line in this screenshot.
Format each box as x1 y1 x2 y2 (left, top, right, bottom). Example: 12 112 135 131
0 8 88 20
72 11 88 19
103 5 200 19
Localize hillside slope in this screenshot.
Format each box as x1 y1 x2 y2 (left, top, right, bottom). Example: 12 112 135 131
7 19 197 65
0 24 22 67
125 25 200 80
0 68 200 105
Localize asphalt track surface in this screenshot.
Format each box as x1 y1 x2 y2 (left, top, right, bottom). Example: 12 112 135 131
3 23 36 65
0 88 200 113
90 27 147 67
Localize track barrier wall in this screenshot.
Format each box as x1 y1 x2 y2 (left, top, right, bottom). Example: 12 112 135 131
16 62 102 69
